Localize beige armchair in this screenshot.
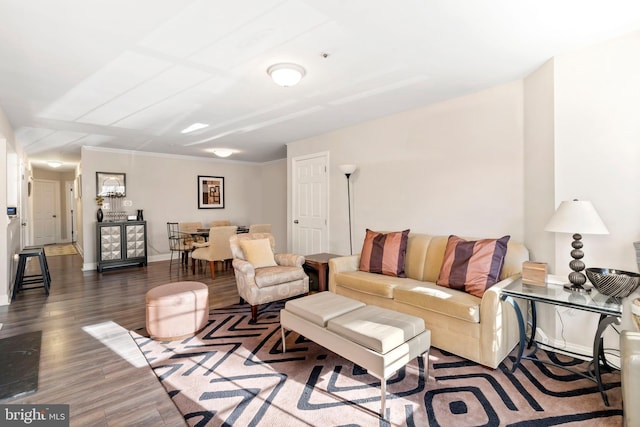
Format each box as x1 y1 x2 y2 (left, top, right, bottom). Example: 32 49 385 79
230 232 308 322
191 226 238 279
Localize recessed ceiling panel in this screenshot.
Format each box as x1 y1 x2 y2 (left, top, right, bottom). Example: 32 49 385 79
190 0 329 69
25 131 87 154
15 127 56 146
78 65 212 127
138 0 284 59
39 51 172 122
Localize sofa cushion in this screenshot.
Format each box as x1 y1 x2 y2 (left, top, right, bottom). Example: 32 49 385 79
393 283 481 323
335 271 406 299
359 229 410 277
436 235 510 297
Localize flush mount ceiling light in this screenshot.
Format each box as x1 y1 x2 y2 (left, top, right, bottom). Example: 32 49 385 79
181 122 209 134
47 161 62 168
212 149 233 158
267 63 305 87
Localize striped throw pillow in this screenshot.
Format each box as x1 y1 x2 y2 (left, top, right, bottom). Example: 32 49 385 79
359 229 410 277
437 235 510 297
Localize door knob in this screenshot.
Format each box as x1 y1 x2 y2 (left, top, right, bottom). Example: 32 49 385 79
294 220 299 224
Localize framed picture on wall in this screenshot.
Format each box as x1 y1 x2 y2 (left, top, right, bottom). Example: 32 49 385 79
96 172 126 197
198 175 225 209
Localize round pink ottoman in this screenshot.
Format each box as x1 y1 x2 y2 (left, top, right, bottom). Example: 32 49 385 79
146 281 209 340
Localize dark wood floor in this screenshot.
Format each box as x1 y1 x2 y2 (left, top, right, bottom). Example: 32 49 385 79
0 251 240 426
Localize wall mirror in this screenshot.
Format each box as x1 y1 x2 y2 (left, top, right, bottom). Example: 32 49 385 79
96 172 126 197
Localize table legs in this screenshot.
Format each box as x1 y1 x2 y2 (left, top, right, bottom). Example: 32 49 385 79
501 294 619 406
593 314 621 406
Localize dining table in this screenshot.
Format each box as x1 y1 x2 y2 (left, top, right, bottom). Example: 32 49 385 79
194 225 249 240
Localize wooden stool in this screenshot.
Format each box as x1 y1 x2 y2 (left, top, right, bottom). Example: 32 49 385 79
12 247 51 300
145 281 209 341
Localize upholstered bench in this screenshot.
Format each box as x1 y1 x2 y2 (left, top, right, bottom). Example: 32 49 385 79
280 291 430 417
145 281 209 341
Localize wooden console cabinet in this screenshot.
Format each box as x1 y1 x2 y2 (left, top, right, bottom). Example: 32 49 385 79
96 221 147 272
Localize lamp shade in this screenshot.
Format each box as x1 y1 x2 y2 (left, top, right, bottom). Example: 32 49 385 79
339 164 357 175
212 149 233 158
267 63 305 87
544 200 608 235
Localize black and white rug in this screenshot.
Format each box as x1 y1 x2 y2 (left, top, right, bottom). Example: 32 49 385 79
131 302 622 426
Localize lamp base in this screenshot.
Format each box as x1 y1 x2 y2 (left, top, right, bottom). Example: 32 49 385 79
563 283 591 294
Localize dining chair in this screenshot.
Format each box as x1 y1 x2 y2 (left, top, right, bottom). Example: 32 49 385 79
191 226 238 279
166 222 195 271
248 223 271 233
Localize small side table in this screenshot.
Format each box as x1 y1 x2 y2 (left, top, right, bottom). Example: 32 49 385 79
500 278 622 406
303 253 342 292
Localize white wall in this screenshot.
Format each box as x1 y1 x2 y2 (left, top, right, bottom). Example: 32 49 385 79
80 148 287 270
523 59 559 342
260 159 287 251
0 105 21 305
288 81 526 256
553 32 640 344
513 32 640 354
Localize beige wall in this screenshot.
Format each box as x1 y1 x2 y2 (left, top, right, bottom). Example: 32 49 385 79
288 80 526 256
80 148 287 270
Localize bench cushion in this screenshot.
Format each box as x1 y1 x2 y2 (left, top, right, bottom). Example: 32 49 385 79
284 292 365 327
327 305 425 354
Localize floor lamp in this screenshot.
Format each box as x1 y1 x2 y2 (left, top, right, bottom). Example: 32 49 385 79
340 164 357 255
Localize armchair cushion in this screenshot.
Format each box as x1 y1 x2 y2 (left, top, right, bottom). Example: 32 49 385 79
240 238 277 268
255 266 308 288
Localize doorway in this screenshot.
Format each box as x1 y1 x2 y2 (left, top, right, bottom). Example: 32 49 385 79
292 152 329 255
33 180 60 246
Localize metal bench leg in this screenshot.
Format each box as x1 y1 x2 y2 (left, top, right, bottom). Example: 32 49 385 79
380 378 386 417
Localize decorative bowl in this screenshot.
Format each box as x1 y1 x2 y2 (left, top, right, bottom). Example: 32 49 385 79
585 268 640 298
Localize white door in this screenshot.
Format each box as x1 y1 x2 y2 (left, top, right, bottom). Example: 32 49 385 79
33 180 59 245
292 153 328 255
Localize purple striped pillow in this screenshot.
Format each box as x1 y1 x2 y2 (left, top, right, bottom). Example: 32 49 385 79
359 229 410 277
437 235 510 297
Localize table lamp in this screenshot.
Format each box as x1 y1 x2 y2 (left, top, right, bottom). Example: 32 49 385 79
544 199 608 293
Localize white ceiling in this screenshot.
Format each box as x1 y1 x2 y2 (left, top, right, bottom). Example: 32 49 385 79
1 0 640 170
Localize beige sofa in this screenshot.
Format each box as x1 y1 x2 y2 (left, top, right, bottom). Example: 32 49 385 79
328 233 529 369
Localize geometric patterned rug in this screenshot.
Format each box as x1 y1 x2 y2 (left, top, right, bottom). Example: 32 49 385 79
131 302 623 426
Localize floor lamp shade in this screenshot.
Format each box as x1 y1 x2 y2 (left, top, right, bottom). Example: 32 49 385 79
544 200 608 292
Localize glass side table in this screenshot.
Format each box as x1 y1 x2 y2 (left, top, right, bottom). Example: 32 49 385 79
500 278 622 406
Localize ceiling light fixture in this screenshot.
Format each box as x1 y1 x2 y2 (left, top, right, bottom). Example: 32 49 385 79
213 149 233 158
47 161 62 168
181 122 209 134
267 63 305 87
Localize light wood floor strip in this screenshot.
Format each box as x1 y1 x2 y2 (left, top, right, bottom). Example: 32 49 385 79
0 254 241 426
